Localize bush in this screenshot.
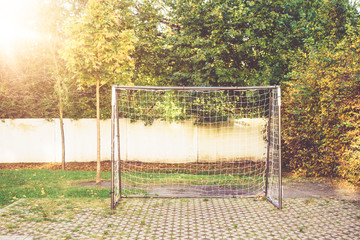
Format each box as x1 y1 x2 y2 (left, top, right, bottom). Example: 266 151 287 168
282 32 360 184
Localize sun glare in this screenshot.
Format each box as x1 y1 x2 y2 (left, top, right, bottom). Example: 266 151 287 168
0 0 39 52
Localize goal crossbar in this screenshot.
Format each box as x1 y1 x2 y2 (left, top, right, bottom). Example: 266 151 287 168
111 85 279 91
111 85 282 209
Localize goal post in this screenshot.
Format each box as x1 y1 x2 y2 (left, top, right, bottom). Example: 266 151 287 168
111 86 282 209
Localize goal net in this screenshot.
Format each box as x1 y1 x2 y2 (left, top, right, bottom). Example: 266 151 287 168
111 86 282 209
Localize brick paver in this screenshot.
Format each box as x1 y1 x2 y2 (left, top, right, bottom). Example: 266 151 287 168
0 197 359 239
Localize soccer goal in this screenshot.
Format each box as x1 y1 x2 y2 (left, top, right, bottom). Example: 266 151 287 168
111 86 282 209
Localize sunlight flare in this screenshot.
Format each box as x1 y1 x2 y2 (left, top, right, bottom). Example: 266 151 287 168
0 0 39 51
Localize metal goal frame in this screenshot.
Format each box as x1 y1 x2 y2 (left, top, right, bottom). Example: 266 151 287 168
110 85 282 209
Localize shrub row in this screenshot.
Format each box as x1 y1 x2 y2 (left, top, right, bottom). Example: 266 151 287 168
282 33 360 185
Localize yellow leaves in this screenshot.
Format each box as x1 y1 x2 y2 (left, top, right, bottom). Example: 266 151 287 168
283 36 360 183
41 188 45 195
12 196 18 200
60 0 137 87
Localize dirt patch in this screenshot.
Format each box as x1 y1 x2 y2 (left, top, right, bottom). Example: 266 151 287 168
145 185 260 197
75 180 111 188
75 178 360 207
283 176 360 207
75 181 257 197
0 161 112 172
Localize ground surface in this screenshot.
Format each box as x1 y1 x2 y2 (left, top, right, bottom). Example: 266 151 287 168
2 162 360 202
77 178 360 207
1 162 360 239
0 197 359 240
283 177 360 207
0 161 113 172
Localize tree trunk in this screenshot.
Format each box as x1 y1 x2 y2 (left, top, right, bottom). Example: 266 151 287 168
96 78 101 184
57 79 66 170
52 38 66 171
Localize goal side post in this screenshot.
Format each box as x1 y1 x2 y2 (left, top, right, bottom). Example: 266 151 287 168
111 86 122 210
265 86 282 209
277 86 282 209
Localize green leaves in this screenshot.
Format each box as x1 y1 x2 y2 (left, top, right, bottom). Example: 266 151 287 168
1 0 359 120
152 0 359 87
60 0 137 87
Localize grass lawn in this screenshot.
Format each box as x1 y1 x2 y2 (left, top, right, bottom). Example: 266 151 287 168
1 168 264 208
0 169 111 208
122 172 264 186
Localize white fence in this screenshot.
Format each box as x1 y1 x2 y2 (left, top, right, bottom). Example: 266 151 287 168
0 119 111 163
119 118 267 163
0 118 267 163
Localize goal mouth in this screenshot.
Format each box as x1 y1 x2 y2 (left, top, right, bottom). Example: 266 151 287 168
111 86 282 209
120 160 266 198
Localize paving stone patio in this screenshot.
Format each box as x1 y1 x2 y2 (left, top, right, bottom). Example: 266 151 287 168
0 197 359 239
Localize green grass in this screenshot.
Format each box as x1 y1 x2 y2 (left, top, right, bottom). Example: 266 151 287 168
122 172 264 187
0 169 111 208
1 169 264 207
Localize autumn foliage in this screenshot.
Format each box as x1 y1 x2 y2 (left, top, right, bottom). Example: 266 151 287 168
282 32 360 184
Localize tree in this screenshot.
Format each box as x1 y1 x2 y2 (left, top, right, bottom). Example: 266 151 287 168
60 0 137 183
0 0 90 170
282 27 360 183
132 0 358 87
41 0 70 170
129 0 173 86
34 0 89 170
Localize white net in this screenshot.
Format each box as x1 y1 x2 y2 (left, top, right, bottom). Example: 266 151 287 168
111 86 281 208
266 88 282 208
